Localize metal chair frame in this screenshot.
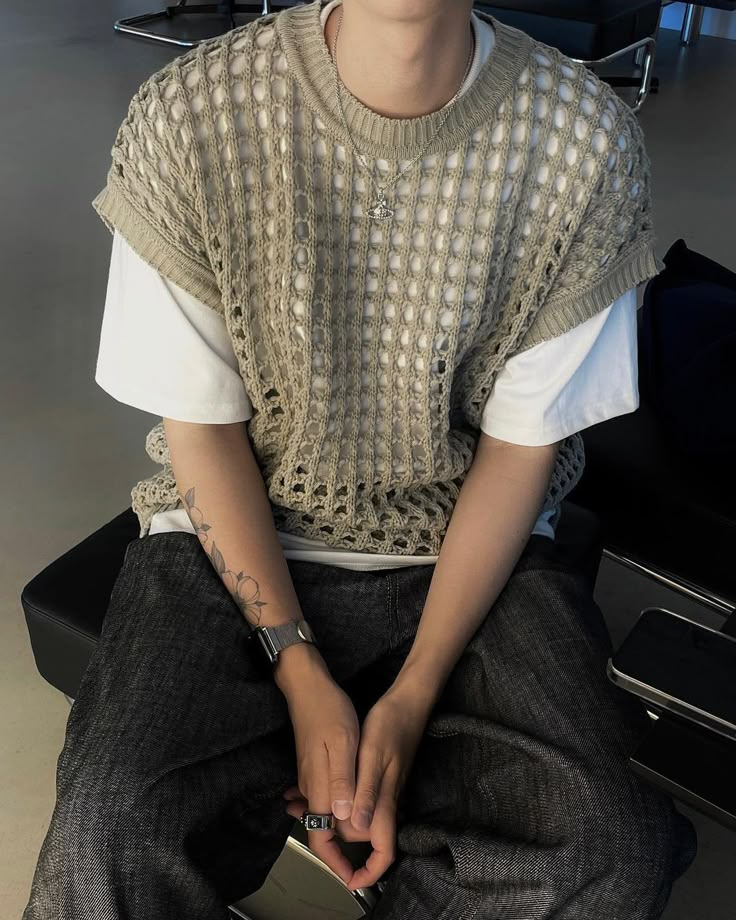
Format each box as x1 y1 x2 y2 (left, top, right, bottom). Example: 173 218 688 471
572 32 659 113
113 0 284 49
681 3 707 43
662 0 736 46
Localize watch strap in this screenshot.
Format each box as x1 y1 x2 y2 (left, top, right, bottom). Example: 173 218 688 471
253 619 316 664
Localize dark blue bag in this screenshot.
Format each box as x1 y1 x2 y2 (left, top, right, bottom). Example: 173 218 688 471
638 238 736 468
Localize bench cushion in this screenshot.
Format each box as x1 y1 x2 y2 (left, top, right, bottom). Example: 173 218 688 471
21 508 139 698
569 395 735 606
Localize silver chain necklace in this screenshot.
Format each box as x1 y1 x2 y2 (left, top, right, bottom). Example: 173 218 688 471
330 7 476 222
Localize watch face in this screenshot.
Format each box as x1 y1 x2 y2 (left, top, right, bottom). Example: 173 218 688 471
255 627 279 663
297 620 315 643
245 629 278 677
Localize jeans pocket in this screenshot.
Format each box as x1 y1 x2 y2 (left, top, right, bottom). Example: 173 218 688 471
122 530 169 565
122 537 141 567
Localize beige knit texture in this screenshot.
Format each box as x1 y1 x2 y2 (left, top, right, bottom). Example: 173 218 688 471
92 0 663 555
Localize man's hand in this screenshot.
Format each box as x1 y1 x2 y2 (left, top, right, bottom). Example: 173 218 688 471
279 651 362 887
284 682 433 892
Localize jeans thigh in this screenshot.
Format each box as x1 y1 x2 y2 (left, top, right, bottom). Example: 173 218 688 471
59 531 296 804
395 534 650 765
409 541 690 838
370 536 696 919
62 531 399 798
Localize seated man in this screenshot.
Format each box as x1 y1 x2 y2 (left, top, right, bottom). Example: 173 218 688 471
24 2 697 918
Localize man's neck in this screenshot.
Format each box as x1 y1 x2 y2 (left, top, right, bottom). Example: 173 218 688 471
323 0 475 120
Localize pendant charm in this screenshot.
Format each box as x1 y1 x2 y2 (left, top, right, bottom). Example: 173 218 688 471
367 192 394 221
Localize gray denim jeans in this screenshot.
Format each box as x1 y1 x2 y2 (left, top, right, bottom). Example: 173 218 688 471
23 529 697 919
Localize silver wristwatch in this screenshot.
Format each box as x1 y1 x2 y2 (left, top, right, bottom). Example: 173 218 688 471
252 618 318 665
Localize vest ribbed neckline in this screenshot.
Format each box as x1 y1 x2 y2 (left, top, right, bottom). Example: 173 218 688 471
275 0 534 160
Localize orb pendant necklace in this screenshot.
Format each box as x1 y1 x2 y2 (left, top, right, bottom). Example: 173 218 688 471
329 7 476 222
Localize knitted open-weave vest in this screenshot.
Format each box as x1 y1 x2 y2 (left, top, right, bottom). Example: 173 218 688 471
91 0 663 555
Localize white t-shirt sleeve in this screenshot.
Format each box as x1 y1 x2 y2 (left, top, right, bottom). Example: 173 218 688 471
97 232 639 441
480 288 639 446
95 230 254 424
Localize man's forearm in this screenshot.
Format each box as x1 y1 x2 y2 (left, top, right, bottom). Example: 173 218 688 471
392 432 561 712
162 418 329 694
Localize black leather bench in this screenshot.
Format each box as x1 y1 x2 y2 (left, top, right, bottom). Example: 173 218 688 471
565 305 736 832
572 394 735 608
477 0 662 59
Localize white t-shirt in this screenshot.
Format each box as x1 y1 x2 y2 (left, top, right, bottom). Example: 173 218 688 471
94 4 641 570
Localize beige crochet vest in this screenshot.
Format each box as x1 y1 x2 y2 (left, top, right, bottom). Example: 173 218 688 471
92 0 662 554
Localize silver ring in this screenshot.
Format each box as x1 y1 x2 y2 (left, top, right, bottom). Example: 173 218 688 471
300 810 337 831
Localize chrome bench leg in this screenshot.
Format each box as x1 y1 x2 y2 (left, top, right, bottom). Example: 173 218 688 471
632 37 657 113
681 4 705 46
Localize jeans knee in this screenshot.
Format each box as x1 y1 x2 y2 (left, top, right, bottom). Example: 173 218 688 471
59 759 159 858
667 807 698 879
575 769 695 905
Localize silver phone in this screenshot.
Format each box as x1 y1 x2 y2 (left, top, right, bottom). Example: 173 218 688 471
607 606 736 743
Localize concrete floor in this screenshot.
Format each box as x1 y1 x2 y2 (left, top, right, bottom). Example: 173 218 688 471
2 3 735 917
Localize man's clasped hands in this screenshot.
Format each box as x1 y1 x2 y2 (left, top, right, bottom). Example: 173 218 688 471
279 650 433 894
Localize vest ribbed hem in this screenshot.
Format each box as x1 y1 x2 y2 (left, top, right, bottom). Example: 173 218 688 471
518 237 664 352
275 0 533 159
91 179 224 316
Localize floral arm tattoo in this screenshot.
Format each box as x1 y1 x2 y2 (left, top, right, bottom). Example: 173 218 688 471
183 486 268 627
